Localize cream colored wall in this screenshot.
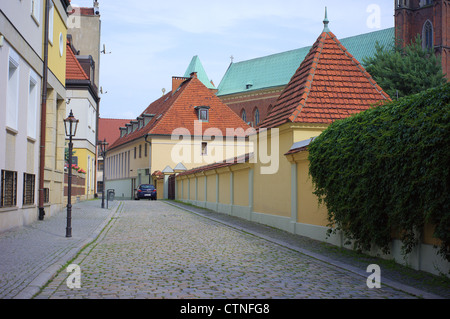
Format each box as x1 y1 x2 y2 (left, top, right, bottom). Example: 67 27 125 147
217 169 231 205
296 156 328 227
156 178 164 199
252 125 292 217
232 168 249 207
196 175 206 202
206 173 217 203
151 135 250 173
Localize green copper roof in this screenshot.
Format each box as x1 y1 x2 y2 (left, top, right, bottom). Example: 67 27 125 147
184 55 216 89
217 27 395 96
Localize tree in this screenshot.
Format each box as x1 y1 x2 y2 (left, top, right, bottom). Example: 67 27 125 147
64 146 76 164
363 35 446 99
308 83 450 262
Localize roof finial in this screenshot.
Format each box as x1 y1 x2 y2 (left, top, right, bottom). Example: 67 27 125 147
323 6 330 32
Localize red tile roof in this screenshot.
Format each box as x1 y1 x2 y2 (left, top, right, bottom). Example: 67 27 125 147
109 73 251 150
65 42 89 81
177 153 253 177
98 118 132 149
259 30 390 129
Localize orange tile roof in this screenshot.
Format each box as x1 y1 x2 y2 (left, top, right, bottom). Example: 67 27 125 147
177 153 253 177
65 42 89 81
259 30 390 129
98 118 132 149
109 73 251 150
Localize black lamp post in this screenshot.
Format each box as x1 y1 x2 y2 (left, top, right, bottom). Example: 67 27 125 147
64 110 78 238
98 138 108 208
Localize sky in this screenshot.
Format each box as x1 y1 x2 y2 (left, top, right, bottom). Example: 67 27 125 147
70 0 395 120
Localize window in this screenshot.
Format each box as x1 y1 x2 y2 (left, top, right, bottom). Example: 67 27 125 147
254 108 260 127
199 109 208 121
7 50 20 130
139 144 142 158
48 1 54 44
134 147 137 159
28 71 39 138
144 143 148 157
201 142 208 156
43 188 50 203
423 21 433 50
31 0 41 24
241 109 247 122
195 106 210 122
1 170 17 208
23 173 35 205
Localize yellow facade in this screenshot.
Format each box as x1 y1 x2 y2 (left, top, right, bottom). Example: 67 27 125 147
73 148 96 197
45 0 67 85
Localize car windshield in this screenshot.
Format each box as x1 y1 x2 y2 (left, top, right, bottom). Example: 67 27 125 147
140 185 155 190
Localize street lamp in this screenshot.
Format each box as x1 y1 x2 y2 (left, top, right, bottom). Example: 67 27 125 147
64 110 78 238
98 138 108 208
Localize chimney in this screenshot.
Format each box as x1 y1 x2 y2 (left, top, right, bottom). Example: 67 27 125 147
190 72 197 79
172 76 187 92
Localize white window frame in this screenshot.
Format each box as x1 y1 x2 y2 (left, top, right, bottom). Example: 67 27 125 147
27 70 39 139
48 1 54 45
7 49 20 131
31 0 41 25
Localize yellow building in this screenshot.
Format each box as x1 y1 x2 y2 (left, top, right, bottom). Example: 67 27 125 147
105 71 251 200
175 20 450 277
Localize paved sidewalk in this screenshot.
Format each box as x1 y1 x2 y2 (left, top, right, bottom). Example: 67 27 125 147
0 199 119 299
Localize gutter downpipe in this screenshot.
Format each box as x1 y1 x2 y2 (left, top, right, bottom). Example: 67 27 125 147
38 0 50 220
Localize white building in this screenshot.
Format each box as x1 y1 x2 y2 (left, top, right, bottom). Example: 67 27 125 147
0 1 44 231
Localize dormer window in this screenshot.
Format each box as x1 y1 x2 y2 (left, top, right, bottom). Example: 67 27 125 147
195 106 210 122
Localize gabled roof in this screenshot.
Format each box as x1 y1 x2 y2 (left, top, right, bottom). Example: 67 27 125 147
108 73 250 150
98 118 132 149
217 27 394 96
183 56 216 89
66 42 89 81
258 24 390 129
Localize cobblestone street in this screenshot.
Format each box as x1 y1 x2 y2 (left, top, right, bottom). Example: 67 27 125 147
34 201 417 299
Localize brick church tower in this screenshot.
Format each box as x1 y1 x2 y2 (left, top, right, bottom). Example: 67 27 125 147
394 0 450 80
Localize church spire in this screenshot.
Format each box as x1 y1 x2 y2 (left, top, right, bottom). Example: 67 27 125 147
323 7 330 33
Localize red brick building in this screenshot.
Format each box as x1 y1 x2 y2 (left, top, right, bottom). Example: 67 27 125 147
395 0 450 80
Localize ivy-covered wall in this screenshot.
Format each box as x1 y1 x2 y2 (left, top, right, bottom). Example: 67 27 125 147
308 83 450 262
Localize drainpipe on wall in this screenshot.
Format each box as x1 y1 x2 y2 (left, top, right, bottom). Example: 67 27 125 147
38 0 50 220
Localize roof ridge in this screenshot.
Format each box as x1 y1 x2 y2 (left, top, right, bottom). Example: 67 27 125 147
66 42 89 80
147 77 192 135
288 32 327 123
258 27 390 128
329 33 391 100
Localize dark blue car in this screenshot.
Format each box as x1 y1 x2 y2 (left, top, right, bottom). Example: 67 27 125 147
134 184 157 200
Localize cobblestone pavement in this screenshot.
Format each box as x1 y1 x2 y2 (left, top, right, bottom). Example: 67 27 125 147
0 199 119 299
32 200 432 299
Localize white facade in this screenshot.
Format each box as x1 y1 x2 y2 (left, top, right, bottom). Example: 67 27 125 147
65 88 98 197
0 1 44 232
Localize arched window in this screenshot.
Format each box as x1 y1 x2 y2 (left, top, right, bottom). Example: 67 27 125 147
241 109 247 122
423 20 433 50
254 108 260 127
